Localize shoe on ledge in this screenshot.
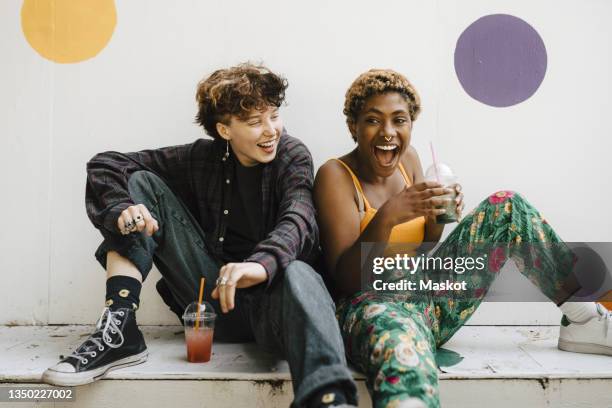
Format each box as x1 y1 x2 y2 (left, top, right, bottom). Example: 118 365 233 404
558 303 612 356
42 307 148 386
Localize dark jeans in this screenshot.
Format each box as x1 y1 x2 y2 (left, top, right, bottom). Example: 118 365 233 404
93 171 357 407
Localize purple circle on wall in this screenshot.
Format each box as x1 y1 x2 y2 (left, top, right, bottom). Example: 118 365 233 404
454 14 547 107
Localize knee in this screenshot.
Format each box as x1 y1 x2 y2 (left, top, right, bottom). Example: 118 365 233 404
486 190 521 204
128 170 162 190
284 260 323 284
127 171 170 202
283 261 329 296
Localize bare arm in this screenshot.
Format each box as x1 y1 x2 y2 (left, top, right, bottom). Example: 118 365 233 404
314 160 394 295
314 158 450 296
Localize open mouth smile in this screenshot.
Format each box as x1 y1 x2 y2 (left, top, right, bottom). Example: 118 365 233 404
373 144 400 167
257 138 278 153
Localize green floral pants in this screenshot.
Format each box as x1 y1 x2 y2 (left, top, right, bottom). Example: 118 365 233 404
336 191 577 408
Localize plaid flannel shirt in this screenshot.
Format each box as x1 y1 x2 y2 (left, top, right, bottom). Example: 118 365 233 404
85 130 319 287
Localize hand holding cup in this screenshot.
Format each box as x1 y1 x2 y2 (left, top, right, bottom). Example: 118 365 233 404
424 163 460 224
453 183 465 220
380 181 454 226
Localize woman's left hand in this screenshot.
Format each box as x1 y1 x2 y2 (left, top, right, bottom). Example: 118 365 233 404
453 183 465 220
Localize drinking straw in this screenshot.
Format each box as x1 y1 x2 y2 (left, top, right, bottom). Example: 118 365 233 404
429 141 440 183
195 277 205 331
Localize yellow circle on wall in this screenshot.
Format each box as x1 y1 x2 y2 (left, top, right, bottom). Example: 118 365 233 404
21 0 117 64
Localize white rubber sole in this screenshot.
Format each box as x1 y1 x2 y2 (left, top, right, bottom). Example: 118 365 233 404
42 350 149 387
558 339 612 356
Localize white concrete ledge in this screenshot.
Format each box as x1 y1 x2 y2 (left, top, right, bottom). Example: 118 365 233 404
1 325 611 407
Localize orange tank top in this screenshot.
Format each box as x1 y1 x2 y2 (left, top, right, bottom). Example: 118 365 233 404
335 159 426 255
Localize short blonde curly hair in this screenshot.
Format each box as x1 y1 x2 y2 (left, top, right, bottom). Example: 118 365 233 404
343 69 421 141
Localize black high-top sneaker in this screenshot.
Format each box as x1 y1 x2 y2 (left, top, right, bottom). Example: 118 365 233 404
43 307 148 386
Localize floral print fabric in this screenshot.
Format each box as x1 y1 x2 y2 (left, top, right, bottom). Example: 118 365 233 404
336 191 577 408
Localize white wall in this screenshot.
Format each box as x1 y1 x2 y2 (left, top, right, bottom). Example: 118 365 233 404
1 0 610 325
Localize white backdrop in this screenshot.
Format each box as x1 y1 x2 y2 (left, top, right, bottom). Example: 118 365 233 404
1 0 611 325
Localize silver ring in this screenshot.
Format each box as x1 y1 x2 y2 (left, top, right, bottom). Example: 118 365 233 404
216 276 228 286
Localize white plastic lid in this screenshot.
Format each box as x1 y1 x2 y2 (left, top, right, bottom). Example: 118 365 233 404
425 163 456 184
182 301 216 321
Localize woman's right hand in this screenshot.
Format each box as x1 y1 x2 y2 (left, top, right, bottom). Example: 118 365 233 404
380 181 453 226
116 204 159 236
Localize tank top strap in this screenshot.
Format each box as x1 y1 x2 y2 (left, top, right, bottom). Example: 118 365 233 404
398 162 413 186
333 159 372 210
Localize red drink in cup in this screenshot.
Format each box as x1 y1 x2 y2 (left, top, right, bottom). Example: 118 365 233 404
182 301 216 363
185 326 214 362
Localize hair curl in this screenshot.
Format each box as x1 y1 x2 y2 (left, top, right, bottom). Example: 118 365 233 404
343 69 421 141
195 63 288 139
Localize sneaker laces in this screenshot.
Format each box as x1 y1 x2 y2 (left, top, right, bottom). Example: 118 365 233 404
68 307 126 365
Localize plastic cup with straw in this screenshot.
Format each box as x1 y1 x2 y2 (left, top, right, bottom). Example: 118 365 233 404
182 277 216 362
425 141 459 224
195 277 205 331
429 141 441 184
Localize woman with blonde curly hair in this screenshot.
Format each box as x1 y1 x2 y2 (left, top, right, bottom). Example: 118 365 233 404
314 69 610 408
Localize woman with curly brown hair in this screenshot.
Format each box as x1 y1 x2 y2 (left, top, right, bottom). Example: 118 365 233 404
43 63 358 408
314 69 609 408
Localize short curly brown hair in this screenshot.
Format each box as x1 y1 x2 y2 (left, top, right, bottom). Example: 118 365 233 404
195 63 288 139
344 69 421 141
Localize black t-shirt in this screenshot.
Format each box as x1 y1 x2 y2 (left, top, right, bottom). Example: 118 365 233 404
222 161 264 263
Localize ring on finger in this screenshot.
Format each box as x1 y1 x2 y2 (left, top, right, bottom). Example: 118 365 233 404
130 215 144 226
216 276 228 286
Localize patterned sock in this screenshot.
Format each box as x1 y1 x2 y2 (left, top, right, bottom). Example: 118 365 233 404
105 276 142 311
559 301 599 323
307 385 348 408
